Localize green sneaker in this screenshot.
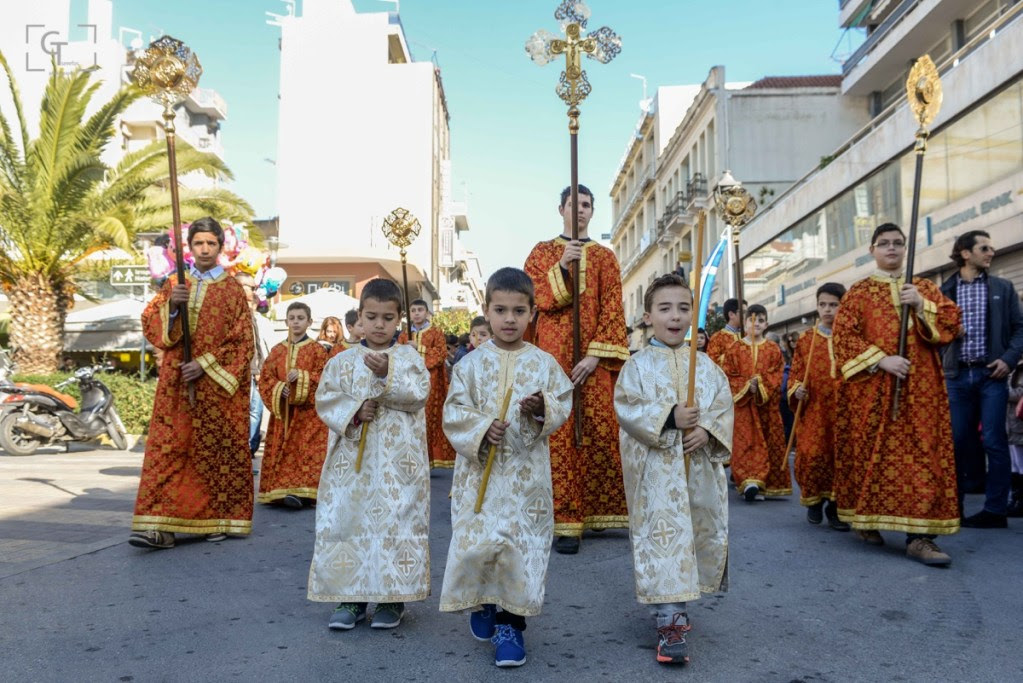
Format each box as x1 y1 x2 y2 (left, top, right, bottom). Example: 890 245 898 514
328 603 366 630
371 602 405 629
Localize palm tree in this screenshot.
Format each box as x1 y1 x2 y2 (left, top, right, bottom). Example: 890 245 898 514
0 53 253 373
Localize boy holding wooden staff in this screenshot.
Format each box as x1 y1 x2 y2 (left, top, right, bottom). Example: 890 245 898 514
309 279 431 630
787 283 850 531
613 273 734 665
439 267 573 668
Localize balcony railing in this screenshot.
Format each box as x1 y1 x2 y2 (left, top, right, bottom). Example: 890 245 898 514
841 0 918 75
686 173 707 206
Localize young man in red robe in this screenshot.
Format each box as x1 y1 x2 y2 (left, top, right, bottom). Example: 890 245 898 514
129 217 255 549
706 298 745 366
258 301 329 509
721 304 790 502
524 184 630 554
788 282 850 531
832 223 960 566
407 299 455 468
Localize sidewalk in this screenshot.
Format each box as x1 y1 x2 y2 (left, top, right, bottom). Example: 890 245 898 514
0 445 142 578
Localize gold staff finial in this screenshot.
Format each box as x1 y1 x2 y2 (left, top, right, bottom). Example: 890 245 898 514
130 35 203 129
525 0 621 132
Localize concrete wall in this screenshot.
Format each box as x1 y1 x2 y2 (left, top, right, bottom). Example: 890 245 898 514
276 0 437 279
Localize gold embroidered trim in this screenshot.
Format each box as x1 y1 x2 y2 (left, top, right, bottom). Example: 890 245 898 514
131 515 252 535
587 340 631 361
196 352 240 396
841 346 885 380
547 263 572 307
159 298 182 348
836 510 960 535
738 478 766 492
916 297 941 343
430 460 455 469
762 487 793 497
258 487 319 503
800 492 835 506
293 369 310 405
271 381 287 420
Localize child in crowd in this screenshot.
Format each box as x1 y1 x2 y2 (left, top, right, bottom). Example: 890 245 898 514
309 279 431 630
440 268 572 668
344 309 363 345
789 283 850 531
613 274 733 665
722 304 790 501
257 302 329 509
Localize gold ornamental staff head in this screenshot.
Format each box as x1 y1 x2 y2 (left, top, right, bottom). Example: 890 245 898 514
525 0 622 130
130 35 202 126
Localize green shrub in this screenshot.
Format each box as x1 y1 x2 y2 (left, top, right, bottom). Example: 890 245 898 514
11 371 157 435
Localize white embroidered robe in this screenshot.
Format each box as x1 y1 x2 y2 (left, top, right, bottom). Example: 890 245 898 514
439 342 573 616
613 345 734 604
308 343 431 603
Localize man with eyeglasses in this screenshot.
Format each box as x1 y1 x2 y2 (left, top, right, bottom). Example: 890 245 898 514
832 223 961 566
940 230 1023 529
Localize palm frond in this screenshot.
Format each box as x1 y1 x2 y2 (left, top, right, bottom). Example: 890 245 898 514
0 50 31 153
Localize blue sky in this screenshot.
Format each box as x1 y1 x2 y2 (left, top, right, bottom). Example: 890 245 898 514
110 0 861 276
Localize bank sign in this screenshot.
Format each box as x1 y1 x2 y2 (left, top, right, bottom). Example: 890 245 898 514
924 172 1021 246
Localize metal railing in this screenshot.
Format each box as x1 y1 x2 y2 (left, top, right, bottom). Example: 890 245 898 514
842 0 920 75
686 174 707 205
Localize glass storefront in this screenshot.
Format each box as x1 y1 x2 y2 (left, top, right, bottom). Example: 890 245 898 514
744 78 1023 306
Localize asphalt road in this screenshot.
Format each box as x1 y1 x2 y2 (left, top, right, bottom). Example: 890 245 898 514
1 450 1020 682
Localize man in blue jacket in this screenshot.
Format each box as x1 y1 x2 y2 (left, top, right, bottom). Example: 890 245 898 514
941 230 1023 528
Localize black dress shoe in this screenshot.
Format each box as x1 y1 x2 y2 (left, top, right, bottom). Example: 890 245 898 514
824 500 850 531
962 510 1008 529
806 502 823 525
554 536 580 554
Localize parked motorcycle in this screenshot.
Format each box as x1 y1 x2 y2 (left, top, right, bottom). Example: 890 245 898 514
0 363 128 455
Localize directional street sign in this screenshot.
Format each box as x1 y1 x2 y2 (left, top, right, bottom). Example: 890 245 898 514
109 266 153 287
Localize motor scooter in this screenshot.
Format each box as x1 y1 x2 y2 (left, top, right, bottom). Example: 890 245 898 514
0 363 127 455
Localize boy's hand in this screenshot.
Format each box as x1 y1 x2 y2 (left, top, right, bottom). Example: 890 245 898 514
673 404 700 430
282 384 291 398
519 392 545 418
682 426 709 451
559 240 583 269
794 385 808 401
356 399 378 424
570 355 599 386
749 377 759 393
485 419 509 446
180 360 204 382
879 355 910 379
286 369 299 383
364 352 389 377
169 284 189 305
899 283 924 313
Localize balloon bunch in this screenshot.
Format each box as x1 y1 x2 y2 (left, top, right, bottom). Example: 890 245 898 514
147 222 287 308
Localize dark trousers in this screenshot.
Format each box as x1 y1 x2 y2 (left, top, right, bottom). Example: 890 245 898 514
947 366 1011 516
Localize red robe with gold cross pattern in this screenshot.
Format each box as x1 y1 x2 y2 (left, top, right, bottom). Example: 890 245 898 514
524 236 631 536
832 274 960 535
257 338 329 503
400 325 455 468
132 272 255 536
721 338 791 497
706 328 741 367
787 326 839 506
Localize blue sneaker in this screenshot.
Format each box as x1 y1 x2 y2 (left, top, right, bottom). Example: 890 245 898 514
469 604 497 641
492 624 526 667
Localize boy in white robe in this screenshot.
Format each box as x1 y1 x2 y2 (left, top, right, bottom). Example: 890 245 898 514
309 279 431 631
613 273 734 665
440 267 573 668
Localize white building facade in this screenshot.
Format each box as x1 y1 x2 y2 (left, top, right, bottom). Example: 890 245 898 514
273 0 481 311
612 69 870 347
741 0 1023 331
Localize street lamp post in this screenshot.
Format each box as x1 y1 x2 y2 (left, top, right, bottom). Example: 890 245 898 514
714 170 757 331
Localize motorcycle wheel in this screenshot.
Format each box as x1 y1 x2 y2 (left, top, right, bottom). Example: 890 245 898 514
0 411 43 456
106 407 128 451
